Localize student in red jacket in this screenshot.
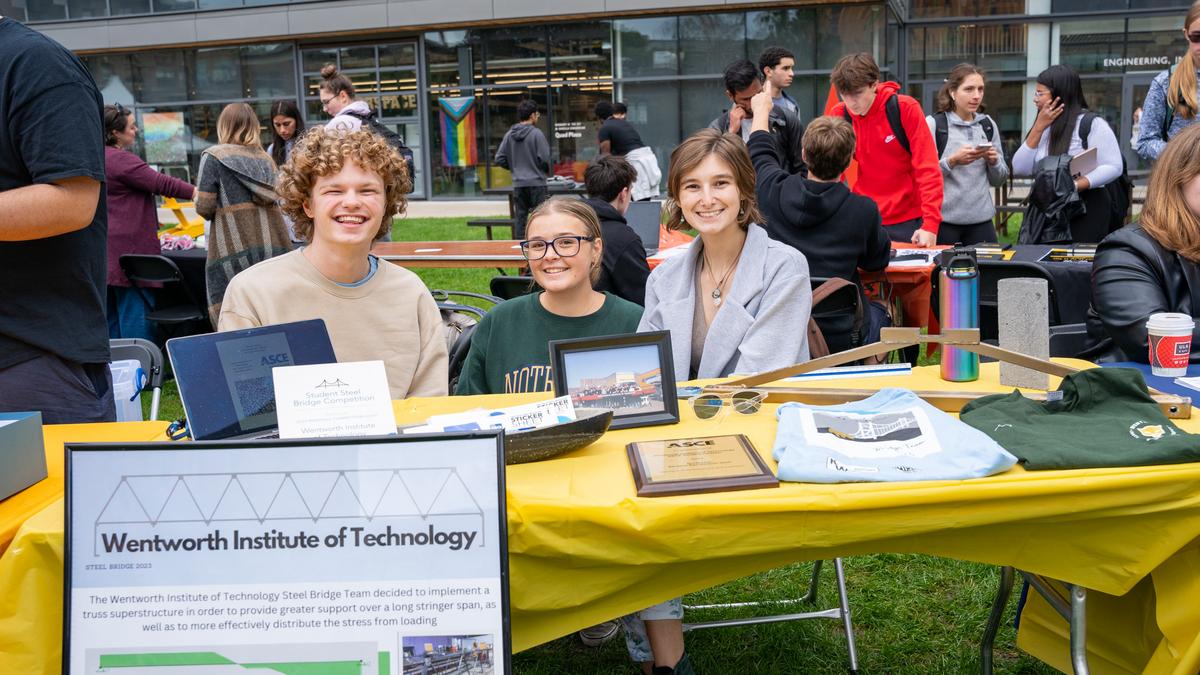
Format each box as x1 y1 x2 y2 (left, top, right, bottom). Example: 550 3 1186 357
829 53 944 247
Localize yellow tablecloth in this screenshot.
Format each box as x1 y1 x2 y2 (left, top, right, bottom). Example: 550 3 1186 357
2 362 1199 674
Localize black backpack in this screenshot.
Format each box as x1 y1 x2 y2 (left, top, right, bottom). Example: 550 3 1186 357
843 94 910 154
933 111 996 157
343 109 416 192
1080 112 1132 233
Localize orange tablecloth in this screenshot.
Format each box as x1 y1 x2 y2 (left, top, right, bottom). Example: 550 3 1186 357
0 422 168 557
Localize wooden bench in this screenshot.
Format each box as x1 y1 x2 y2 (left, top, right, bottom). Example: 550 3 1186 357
467 218 515 240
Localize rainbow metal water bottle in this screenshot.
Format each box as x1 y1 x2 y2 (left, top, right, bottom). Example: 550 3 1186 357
939 248 979 382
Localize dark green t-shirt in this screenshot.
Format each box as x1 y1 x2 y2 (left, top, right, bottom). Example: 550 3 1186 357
960 367 1200 470
455 292 643 395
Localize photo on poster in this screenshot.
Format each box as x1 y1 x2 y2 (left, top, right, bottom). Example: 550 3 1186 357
549 331 678 430
402 635 494 674
64 435 511 675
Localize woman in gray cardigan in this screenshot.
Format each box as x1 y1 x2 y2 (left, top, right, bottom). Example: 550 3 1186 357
620 130 811 675
639 129 812 382
925 63 1008 245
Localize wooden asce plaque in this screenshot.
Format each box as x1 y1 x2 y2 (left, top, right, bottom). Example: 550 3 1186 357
626 434 779 497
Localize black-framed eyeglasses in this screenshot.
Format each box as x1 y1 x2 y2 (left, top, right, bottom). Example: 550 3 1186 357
1187 31 1200 44
320 96 335 106
519 235 595 260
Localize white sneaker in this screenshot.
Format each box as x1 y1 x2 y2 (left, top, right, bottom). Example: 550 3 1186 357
578 620 619 647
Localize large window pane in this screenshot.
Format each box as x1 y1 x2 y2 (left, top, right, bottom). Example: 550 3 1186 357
111 0 150 15
746 9 817 71
549 85 610 180
153 0 197 11
196 0 240 9
0 0 27 21
339 46 376 71
27 0 67 22
134 50 188 103
983 80 1027 162
302 47 339 75
918 25 978 80
85 53 137 105
67 0 107 18
680 79 726 136
486 26 548 86
1053 0 1127 10
1058 19 1126 74
547 21 612 82
679 12 744 76
242 43 295 99
614 17 677 78
788 75 820 123
425 30 483 89
1126 16 1184 71
978 24 1027 78
817 6 884 69
910 0 976 18
190 47 243 101
616 81 678 184
380 43 417 68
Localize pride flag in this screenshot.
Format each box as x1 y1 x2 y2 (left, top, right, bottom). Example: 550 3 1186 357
439 96 477 167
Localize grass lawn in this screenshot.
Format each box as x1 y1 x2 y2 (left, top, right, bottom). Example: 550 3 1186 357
142 216 1056 674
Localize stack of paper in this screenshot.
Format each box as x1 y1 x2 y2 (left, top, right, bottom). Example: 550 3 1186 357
402 396 576 434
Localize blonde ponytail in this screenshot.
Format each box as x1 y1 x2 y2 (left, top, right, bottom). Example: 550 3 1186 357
1169 2 1200 120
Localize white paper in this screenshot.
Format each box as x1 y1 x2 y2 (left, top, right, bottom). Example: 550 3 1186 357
272 360 396 439
402 396 576 435
0 420 17 430
1174 376 1200 393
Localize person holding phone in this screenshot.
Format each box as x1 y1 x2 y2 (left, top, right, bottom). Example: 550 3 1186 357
926 64 1008 245
1012 65 1123 243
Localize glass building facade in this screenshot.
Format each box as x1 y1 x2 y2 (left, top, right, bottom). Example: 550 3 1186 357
18 0 1192 197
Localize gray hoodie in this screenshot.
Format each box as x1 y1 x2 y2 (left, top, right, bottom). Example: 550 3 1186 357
925 111 1008 225
495 122 550 187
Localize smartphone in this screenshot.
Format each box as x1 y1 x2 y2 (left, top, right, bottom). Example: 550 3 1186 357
976 143 992 150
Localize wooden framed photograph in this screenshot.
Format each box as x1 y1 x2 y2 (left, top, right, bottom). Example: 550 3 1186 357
548 331 679 430
626 434 779 497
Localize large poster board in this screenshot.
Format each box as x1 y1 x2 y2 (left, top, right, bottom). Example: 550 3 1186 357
65 434 510 675
141 112 187 165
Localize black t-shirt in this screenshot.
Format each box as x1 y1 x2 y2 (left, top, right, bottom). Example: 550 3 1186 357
0 18 109 368
598 118 645 156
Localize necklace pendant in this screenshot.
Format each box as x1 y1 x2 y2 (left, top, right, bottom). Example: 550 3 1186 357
711 288 722 306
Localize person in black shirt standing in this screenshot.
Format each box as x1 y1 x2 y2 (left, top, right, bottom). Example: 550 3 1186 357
0 17 115 423
582 155 651 305
595 100 661 200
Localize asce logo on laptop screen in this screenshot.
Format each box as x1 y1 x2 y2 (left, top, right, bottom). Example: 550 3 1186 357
166 319 337 440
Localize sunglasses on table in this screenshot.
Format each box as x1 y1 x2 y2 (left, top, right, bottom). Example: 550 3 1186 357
689 389 768 420
519 235 595 261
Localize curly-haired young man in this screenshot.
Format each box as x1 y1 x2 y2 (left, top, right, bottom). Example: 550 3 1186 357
217 128 448 398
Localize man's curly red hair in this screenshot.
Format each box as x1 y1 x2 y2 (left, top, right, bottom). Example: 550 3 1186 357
277 127 411 242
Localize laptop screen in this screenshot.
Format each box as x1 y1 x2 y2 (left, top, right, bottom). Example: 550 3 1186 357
624 201 663 253
167 319 337 440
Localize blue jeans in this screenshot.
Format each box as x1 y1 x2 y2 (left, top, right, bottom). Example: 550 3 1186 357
107 286 158 343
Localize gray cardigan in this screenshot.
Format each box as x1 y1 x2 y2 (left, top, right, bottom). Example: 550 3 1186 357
638 223 812 381
925 111 1008 225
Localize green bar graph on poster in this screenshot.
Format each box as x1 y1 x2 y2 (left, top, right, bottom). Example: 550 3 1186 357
97 650 367 674
377 651 390 675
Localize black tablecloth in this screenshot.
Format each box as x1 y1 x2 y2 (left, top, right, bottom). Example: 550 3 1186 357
1006 245 1092 324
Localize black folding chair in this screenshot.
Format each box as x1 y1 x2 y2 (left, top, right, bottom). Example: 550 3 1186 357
109 337 165 420
119 254 208 337
489 275 541 300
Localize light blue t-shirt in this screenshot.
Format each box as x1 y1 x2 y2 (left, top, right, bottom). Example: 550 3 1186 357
332 254 379 288
772 388 1017 483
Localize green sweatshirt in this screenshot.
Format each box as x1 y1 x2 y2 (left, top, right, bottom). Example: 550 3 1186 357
960 367 1200 470
455 292 644 395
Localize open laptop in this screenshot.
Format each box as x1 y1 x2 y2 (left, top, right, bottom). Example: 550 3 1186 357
166 319 338 440
625 200 664 255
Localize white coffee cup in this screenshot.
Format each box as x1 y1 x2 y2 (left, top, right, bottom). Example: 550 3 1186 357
1146 312 1193 377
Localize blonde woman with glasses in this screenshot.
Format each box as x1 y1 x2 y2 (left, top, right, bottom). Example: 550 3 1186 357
196 102 292 325
1137 1 1200 161
455 197 643 396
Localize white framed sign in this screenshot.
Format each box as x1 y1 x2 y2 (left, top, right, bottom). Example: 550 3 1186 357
65 433 510 675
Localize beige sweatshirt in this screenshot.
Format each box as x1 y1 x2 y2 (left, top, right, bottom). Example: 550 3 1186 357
218 249 448 399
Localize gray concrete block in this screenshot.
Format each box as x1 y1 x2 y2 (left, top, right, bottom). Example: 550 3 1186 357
998 277 1050 390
